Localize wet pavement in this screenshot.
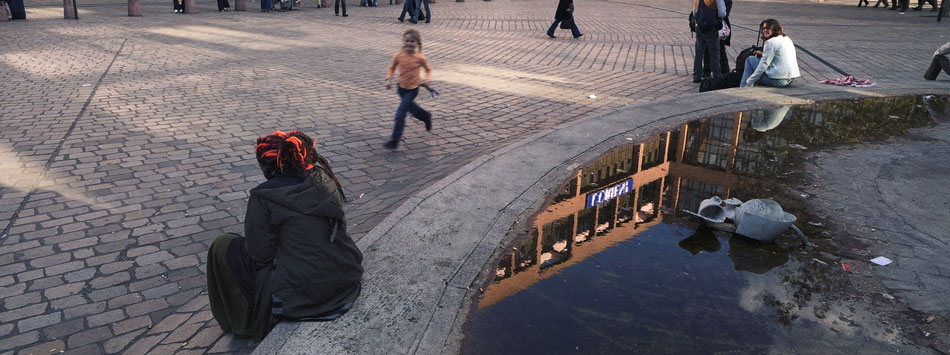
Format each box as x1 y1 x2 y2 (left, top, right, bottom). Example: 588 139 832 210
3 0 950 353
465 96 950 354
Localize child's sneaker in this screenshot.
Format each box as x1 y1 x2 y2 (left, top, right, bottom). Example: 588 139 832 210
422 112 432 132
383 141 398 150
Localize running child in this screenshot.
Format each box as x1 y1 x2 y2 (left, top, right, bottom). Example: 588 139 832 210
384 29 433 150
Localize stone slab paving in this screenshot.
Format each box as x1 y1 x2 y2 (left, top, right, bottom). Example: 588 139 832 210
1 0 948 353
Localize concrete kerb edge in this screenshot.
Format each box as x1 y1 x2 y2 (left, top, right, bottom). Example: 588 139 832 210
256 83 950 355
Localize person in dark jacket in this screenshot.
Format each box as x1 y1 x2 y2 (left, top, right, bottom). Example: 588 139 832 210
546 0 583 39
207 130 363 341
703 0 732 77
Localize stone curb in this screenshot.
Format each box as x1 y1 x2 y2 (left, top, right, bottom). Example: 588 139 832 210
255 81 950 354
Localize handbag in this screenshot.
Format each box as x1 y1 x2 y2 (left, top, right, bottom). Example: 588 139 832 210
560 17 573 29
718 21 730 39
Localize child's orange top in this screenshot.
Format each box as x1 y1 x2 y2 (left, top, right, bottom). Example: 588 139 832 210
386 50 432 90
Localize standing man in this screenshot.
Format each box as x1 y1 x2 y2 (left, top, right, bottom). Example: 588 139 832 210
704 0 732 77
692 0 726 83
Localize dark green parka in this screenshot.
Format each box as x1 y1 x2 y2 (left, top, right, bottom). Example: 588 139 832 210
245 169 363 340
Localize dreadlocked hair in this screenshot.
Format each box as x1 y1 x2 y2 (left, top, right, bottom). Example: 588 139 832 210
255 130 347 202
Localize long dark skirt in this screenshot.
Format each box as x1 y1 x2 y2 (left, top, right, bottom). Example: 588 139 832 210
207 233 257 337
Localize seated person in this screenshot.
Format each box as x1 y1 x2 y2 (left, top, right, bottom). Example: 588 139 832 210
740 19 800 88
924 41 950 80
207 130 363 340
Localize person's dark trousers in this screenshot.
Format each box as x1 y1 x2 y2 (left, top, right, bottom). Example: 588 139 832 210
925 55 950 80
913 0 936 10
546 16 582 38
8 0 25 19
335 0 346 15
388 87 430 145
703 41 729 77
217 0 230 11
412 0 429 22
694 30 722 81
174 0 185 11
261 0 271 11
399 0 413 20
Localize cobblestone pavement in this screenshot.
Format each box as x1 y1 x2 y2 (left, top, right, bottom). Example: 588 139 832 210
1 0 948 353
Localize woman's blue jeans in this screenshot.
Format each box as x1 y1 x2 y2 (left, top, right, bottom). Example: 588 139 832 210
740 56 792 87
389 87 429 144
547 16 581 37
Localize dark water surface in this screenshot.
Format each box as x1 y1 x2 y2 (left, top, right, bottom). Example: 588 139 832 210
463 95 950 354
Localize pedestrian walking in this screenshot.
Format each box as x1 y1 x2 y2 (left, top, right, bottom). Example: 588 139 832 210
217 0 230 11
546 0 583 39
383 29 433 150
174 0 184 13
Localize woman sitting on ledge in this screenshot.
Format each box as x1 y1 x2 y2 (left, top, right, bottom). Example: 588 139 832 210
741 19 800 88
207 130 363 341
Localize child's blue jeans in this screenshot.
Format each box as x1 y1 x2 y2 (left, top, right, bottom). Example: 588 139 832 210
389 87 429 144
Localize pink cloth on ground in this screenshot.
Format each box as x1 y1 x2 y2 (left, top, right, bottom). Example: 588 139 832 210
818 76 876 88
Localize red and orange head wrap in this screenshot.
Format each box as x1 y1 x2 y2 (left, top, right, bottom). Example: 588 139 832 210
255 130 346 201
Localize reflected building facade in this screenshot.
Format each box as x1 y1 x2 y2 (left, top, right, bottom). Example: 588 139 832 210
479 96 948 309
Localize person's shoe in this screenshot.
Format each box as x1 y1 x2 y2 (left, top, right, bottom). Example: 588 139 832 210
383 141 398 150
408 18 417 24
398 17 404 22
931 7 938 11
547 33 556 38
912 6 922 10
425 19 429 23
573 33 584 38
335 12 339 15
422 112 432 132
693 77 702 83
343 13 348 16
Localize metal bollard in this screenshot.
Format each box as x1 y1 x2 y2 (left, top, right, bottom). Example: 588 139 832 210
63 0 78 19
184 0 196 13
128 0 141 16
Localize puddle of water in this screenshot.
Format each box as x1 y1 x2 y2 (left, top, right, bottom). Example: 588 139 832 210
464 95 949 354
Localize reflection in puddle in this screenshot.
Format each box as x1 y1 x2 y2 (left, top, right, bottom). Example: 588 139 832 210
465 95 949 354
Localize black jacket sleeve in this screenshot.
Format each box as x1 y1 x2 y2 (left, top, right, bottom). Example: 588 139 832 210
245 195 279 266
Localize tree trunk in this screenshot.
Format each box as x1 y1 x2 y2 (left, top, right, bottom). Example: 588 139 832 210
64 0 77 18
0 2 8 21
128 0 142 16
234 0 246 11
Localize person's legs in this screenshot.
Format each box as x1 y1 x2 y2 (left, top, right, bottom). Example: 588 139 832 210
388 88 419 147
739 56 761 87
756 75 791 87
705 32 722 78
569 16 582 37
421 0 430 22
547 19 560 37
411 0 420 21
399 0 410 20
925 55 950 80
693 33 708 82
718 41 730 74
407 101 432 131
